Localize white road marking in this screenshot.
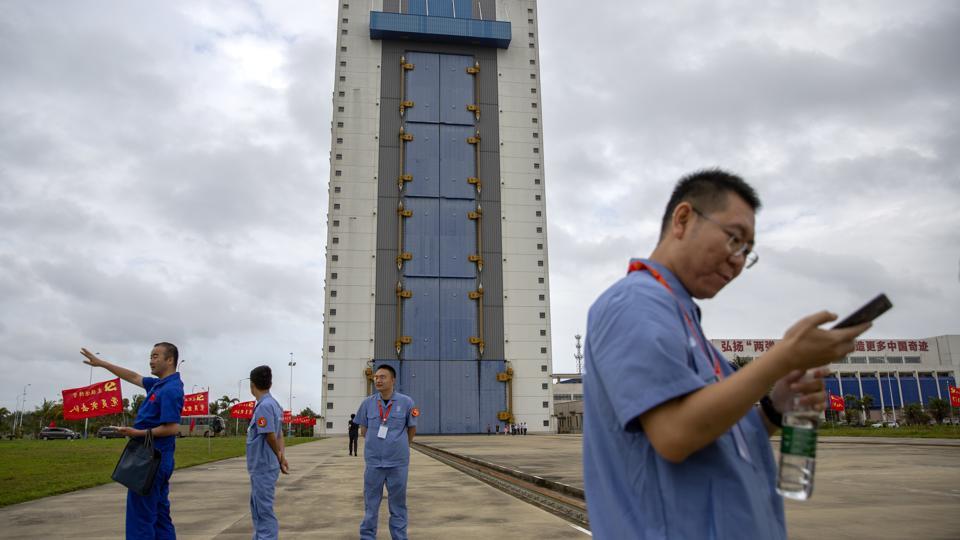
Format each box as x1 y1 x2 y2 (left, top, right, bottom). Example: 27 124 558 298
569 524 592 536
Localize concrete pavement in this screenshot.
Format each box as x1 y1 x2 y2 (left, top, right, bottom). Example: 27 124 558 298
418 434 960 540
0 438 589 539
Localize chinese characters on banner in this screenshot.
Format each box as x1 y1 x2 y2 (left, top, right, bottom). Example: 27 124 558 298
828 394 845 412
62 378 123 420
230 401 256 419
181 391 209 416
283 410 292 424
716 339 930 355
290 416 317 425
949 386 960 408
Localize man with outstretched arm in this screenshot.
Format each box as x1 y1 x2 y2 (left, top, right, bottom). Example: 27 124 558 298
81 343 184 540
582 170 872 539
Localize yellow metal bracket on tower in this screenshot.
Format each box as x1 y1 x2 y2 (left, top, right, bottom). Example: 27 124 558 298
467 209 482 220
400 131 413 142
497 411 514 422
496 367 514 382
400 100 415 114
466 65 479 74
397 289 413 299
468 290 483 300
401 58 414 70
397 207 413 217
467 134 480 144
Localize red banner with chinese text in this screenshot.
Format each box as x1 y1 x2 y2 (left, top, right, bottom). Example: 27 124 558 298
829 394 845 411
949 386 960 407
62 378 123 420
230 401 255 419
181 391 209 417
283 410 292 424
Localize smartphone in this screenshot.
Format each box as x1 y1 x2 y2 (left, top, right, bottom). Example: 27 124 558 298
832 293 893 329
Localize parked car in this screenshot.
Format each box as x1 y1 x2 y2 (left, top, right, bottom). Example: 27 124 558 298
96 426 126 439
39 427 80 440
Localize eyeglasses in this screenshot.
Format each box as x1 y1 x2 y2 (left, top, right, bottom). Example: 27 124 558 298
691 207 759 269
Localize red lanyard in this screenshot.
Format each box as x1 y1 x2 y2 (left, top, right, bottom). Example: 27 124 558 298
377 399 393 424
627 260 724 380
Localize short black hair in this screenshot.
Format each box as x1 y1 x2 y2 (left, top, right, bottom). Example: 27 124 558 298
375 364 396 379
659 169 761 240
350 413 356 419
154 342 179 365
250 365 272 390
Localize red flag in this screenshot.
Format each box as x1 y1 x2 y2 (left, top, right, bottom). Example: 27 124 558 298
62 378 123 420
181 391 209 417
49 421 56 428
283 410 292 424
230 400 256 419
949 386 960 408
189 418 196 433
306 417 317 426
829 394 845 412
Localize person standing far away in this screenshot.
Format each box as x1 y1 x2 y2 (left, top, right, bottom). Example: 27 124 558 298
356 365 418 540
81 344 185 540
582 169 872 540
348 413 360 456
246 365 289 540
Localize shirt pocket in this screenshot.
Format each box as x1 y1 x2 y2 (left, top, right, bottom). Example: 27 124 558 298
387 408 406 429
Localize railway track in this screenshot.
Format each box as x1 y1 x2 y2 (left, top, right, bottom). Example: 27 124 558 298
412 441 589 530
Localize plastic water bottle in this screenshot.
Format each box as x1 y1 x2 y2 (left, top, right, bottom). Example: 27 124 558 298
776 374 819 500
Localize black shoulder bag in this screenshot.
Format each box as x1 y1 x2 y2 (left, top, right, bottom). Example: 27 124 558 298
111 429 161 496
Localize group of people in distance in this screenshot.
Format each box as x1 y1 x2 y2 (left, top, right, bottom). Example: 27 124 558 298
76 169 871 540
79 348 417 540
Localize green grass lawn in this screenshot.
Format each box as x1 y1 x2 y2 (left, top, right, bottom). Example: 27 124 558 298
0 436 318 507
819 424 960 439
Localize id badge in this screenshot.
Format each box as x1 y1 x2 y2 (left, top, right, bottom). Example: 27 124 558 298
377 424 388 439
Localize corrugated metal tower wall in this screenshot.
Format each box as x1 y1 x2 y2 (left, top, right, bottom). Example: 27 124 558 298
374 39 506 434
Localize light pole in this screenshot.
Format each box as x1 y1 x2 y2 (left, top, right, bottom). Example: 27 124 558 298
83 352 97 439
288 353 296 438
14 384 30 437
237 377 250 436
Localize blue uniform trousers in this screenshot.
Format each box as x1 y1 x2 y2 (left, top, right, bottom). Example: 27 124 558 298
126 454 175 540
360 466 408 540
250 469 280 540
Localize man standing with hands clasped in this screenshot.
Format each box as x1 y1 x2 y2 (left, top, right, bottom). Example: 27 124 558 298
356 364 418 540
582 170 872 539
81 343 184 540
246 365 289 540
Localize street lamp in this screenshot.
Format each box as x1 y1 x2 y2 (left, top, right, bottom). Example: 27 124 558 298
288 353 296 437
14 383 30 436
236 377 250 436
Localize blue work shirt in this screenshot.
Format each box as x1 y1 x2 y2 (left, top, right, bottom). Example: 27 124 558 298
247 392 284 473
583 259 785 540
356 392 417 468
135 372 184 456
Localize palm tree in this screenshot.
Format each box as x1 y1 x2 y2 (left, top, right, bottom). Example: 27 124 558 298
130 394 146 417
843 394 860 425
902 403 929 426
34 399 62 434
0 407 9 434
860 394 874 424
927 397 949 424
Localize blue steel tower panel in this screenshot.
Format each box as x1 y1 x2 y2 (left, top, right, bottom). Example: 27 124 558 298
438 198 476 277
399 360 440 434
407 0 428 16
479 360 506 428
439 125 477 199
402 277 440 360
428 0 454 17
404 123 440 197
404 52 439 123
439 55 475 125
440 360 480 432
453 0 472 19
402 197 440 276
439 278 478 360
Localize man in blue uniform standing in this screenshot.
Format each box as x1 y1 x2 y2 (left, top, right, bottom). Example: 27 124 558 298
356 364 417 540
81 343 185 540
246 365 289 540
582 170 872 539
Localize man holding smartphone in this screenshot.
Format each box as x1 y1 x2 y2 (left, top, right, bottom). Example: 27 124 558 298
81 343 184 540
582 170 872 539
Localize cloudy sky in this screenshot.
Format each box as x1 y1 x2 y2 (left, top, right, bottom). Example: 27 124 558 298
1 1 957 414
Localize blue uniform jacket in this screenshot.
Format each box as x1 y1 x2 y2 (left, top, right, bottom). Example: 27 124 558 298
356 392 417 468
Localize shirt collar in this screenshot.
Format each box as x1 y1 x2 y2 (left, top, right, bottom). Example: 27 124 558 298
256 392 272 404
153 371 181 389
629 258 701 321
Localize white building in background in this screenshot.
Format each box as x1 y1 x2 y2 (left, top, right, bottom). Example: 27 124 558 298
712 335 959 417
321 0 553 434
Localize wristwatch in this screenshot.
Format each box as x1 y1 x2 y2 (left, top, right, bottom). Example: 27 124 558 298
759 395 783 428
